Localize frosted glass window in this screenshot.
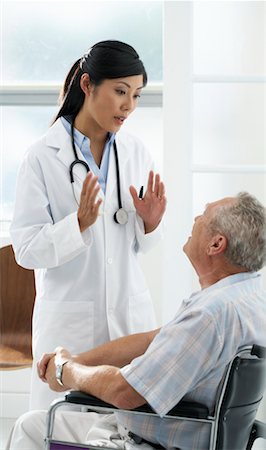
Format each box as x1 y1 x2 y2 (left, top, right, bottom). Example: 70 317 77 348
1 106 57 227
1 106 162 227
193 83 266 165
193 1 266 76
2 1 162 84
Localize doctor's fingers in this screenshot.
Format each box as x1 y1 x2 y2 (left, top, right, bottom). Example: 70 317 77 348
158 181 166 200
153 173 161 197
81 178 101 207
78 197 102 231
81 173 99 197
81 182 100 205
146 170 155 193
129 185 139 205
146 171 162 196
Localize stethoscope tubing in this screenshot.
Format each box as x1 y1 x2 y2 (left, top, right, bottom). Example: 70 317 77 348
69 122 127 224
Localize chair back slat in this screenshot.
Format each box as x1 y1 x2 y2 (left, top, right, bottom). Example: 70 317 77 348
0 245 35 369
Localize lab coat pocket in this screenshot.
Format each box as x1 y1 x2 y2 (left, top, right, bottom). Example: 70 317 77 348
33 300 94 357
128 290 157 333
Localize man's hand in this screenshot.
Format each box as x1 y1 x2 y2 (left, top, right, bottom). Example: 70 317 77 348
38 347 72 392
37 352 55 382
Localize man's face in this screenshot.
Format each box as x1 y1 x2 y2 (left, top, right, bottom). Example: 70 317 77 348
183 197 234 266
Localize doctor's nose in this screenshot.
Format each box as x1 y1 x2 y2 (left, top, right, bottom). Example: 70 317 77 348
122 96 135 113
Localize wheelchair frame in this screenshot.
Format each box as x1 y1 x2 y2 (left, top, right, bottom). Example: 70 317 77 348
44 345 266 450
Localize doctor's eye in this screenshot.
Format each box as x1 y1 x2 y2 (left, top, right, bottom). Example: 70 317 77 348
115 89 126 96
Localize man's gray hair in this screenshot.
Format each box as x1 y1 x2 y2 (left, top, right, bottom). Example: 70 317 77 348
208 192 266 272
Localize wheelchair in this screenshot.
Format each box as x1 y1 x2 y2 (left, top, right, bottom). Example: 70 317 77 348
45 344 266 450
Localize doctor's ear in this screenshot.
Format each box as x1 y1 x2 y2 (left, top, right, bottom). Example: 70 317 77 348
207 234 227 256
80 73 92 95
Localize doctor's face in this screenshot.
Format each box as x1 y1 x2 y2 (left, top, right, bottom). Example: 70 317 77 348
85 75 144 133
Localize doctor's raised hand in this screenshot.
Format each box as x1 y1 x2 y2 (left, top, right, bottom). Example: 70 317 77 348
130 170 166 233
77 172 102 232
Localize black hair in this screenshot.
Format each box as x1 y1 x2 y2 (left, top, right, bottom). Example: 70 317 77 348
52 40 147 124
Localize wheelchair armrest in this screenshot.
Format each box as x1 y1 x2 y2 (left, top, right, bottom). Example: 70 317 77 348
65 391 209 419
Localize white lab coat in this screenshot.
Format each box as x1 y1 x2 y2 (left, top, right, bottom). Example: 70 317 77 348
10 119 163 410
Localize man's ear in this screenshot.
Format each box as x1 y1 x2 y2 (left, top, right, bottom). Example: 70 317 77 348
80 73 91 95
207 234 227 256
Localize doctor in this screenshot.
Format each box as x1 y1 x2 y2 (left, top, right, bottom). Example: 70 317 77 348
10 40 166 410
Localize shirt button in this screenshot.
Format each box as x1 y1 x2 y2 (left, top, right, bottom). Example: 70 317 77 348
107 257 113 264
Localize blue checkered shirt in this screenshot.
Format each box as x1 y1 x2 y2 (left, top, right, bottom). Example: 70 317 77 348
118 272 266 450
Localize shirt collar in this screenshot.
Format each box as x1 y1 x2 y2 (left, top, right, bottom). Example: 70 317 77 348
61 116 116 148
183 272 261 305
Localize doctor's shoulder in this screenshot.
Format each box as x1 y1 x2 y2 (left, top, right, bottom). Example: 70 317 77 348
21 131 57 169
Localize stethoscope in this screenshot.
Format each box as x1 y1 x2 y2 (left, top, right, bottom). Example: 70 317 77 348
69 122 128 225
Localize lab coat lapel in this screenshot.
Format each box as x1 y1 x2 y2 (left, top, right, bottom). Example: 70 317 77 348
46 120 105 203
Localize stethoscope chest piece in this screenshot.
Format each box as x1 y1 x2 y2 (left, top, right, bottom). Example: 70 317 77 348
114 208 128 225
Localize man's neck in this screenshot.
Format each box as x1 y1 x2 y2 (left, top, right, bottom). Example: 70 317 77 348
198 266 248 289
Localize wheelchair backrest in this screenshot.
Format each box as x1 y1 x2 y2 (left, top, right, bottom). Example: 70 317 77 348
215 345 266 450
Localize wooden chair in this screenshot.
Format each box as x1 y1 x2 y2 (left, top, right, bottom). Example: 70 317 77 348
0 245 35 369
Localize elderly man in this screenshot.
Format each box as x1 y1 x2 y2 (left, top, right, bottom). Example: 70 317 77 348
7 192 266 450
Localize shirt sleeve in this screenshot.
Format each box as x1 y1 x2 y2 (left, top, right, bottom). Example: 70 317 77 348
120 308 222 417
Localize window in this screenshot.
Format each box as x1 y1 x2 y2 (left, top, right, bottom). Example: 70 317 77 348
2 1 162 84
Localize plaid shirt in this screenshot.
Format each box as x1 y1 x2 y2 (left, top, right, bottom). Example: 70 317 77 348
118 272 266 450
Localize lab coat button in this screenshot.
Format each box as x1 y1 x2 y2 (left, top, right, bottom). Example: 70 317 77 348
107 257 113 264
